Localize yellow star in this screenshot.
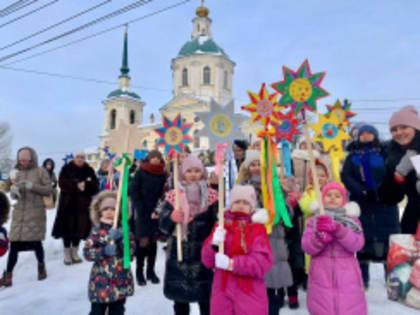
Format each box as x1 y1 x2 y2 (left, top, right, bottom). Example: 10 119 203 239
310 114 350 152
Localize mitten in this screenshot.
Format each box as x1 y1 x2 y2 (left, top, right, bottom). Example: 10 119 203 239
215 253 232 271
104 244 117 256
316 215 338 233
212 227 226 246
23 180 33 190
10 185 21 199
170 209 184 223
316 231 334 244
109 228 123 242
395 150 417 177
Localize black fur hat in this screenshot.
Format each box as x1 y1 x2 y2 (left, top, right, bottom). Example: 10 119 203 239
0 191 10 225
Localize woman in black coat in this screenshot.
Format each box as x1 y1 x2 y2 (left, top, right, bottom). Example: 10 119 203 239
52 152 99 265
341 125 400 288
379 106 420 235
129 150 167 286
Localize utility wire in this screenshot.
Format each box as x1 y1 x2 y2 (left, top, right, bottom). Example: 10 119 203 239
0 0 113 51
0 0 31 16
0 0 154 63
0 0 59 29
0 0 39 18
1 0 192 66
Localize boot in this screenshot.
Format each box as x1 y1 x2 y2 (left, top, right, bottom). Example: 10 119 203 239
38 263 47 281
64 247 72 265
136 247 147 286
288 295 299 309
0 271 12 287
146 242 160 284
71 246 82 264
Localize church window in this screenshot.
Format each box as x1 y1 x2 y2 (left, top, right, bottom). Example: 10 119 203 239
194 129 200 148
224 70 228 89
110 109 117 130
203 66 211 85
129 110 135 124
182 68 188 86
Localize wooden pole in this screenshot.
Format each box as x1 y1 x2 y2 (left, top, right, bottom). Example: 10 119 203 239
173 154 183 262
218 161 225 254
302 119 325 215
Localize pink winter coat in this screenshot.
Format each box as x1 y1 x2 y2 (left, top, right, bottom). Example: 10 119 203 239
302 215 367 315
201 210 273 315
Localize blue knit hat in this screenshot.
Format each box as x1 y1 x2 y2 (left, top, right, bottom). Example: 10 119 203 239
358 124 378 140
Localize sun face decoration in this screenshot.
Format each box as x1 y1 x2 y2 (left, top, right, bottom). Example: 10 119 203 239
310 114 351 152
271 59 329 114
241 83 281 129
273 111 301 143
155 114 193 156
326 99 356 128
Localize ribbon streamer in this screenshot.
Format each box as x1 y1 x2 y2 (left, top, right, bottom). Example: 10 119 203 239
330 148 342 183
114 153 132 269
215 143 228 176
281 139 292 178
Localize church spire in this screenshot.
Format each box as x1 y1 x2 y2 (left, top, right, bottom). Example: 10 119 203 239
192 0 212 39
119 25 130 90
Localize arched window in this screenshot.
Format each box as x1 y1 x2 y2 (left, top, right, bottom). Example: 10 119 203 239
143 140 148 148
223 70 228 89
129 110 135 124
182 68 188 87
203 66 211 85
110 109 117 130
194 129 200 148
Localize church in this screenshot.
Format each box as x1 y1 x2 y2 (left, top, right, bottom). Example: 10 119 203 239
86 1 256 166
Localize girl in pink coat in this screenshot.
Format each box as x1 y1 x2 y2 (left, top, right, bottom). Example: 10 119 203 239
302 182 367 315
201 185 273 315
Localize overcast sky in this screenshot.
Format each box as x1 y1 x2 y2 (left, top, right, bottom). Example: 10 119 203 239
1 0 419 168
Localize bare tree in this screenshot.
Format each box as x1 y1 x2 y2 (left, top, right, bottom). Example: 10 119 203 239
0 122 13 177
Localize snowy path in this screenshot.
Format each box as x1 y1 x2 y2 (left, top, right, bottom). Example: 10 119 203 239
0 211 418 315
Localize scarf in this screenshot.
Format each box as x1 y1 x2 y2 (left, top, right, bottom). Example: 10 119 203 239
140 161 165 176
315 207 362 233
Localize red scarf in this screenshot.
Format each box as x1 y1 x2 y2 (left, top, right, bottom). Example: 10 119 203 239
140 161 165 176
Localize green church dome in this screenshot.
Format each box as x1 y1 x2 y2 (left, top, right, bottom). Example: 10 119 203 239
107 89 141 100
177 35 228 58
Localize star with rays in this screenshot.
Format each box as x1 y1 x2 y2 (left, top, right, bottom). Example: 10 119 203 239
155 114 193 156
272 110 301 143
310 113 351 152
271 59 329 114
326 99 356 128
241 83 281 129
195 99 244 149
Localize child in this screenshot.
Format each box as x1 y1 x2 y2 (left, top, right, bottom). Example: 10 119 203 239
302 182 367 315
201 185 273 315
83 191 134 315
0 191 10 258
159 154 218 315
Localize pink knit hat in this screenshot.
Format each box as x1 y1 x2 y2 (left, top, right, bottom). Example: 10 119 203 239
229 185 257 211
322 182 347 207
389 105 420 131
180 154 206 179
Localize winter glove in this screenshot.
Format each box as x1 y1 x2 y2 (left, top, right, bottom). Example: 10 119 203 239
108 228 123 242
20 180 33 190
316 231 334 244
212 227 226 246
104 244 117 256
10 185 21 199
215 253 232 271
316 215 339 233
395 150 417 177
170 209 184 223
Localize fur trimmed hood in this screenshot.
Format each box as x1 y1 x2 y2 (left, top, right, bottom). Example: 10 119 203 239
309 201 360 218
90 190 132 226
291 149 320 161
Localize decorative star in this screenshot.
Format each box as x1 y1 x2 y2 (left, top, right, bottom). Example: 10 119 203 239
310 113 351 152
155 114 193 156
196 99 245 150
325 99 356 128
62 153 74 165
272 111 301 143
271 59 329 114
241 83 281 129
102 146 116 160
107 120 146 158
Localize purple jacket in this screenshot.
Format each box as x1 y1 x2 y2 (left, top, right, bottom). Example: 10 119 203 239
201 211 273 315
302 216 367 315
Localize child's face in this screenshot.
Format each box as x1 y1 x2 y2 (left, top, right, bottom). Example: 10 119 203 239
150 156 161 165
324 189 344 208
100 206 116 225
231 199 252 215
359 131 375 143
249 160 260 176
185 167 202 183
317 168 328 188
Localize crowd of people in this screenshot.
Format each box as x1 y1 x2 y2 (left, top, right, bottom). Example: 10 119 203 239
0 105 419 315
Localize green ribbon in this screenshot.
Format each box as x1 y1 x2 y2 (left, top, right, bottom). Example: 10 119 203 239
114 153 132 269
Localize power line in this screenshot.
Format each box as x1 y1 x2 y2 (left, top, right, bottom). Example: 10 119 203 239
0 0 39 18
0 1 31 16
0 0 59 29
0 0 113 51
1 0 192 66
0 0 154 63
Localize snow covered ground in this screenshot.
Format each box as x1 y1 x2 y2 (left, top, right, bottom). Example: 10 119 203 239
0 210 419 315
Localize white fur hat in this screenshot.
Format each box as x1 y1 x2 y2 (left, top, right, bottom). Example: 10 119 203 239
243 150 260 169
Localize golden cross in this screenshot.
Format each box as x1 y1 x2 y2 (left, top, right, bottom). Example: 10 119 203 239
201 0 205 7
